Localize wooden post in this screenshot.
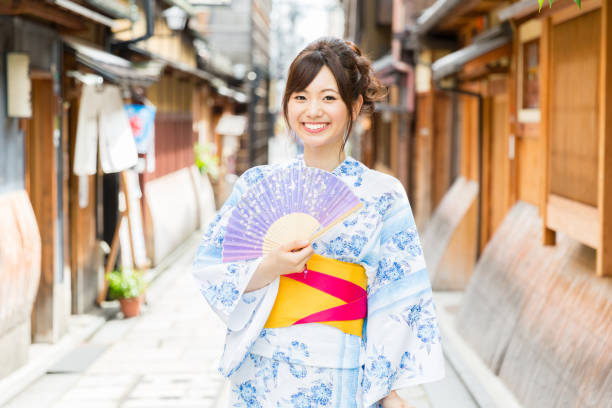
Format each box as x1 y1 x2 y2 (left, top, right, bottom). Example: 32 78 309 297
27 77 63 342
120 172 137 265
509 20 519 207
539 16 557 246
414 90 434 227
598 1 612 276
390 85 399 177
480 89 492 251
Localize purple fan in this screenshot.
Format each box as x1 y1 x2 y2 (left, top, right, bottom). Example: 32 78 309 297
222 166 363 262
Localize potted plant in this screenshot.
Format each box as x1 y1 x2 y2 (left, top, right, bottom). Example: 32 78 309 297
106 268 146 318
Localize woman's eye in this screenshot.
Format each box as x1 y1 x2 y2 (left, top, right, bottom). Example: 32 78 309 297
323 95 336 101
294 95 306 100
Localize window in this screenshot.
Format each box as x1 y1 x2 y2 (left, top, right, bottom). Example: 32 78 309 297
522 39 539 110
517 20 542 123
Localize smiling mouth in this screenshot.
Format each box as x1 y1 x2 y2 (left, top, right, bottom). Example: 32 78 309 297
302 122 330 133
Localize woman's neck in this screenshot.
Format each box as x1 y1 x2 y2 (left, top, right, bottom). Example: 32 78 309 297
303 146 346 172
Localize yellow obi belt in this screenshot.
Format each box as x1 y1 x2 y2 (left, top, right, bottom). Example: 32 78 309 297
264 253 367 337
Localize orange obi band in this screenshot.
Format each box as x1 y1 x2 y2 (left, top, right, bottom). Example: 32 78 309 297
264 253 367 337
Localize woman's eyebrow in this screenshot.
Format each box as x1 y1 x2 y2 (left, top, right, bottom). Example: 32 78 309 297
298 88 339 94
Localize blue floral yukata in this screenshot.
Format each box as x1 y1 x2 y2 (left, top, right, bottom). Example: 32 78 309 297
193 154 445 407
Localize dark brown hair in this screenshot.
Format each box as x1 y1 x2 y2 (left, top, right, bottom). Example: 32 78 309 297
282 37 387 153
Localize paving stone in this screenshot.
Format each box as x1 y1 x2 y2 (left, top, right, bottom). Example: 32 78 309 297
52 402 117 408
2 374 80 408
121 398 214 408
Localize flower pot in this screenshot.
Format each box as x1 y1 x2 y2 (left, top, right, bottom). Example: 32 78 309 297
119 297 141 318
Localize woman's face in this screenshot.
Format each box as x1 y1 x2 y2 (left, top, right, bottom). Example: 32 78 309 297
287 65 353 152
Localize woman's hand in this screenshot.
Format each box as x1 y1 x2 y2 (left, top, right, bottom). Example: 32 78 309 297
380 390 415 408
245 240 314 292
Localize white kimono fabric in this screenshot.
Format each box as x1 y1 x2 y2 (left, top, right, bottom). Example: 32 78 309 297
193 155 445 407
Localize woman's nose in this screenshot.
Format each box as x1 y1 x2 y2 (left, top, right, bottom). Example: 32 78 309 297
306 101 322 117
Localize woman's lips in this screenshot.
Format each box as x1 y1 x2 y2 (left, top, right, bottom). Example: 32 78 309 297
301 122 330 134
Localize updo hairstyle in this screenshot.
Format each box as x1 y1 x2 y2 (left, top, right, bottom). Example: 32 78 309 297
282 37 387 152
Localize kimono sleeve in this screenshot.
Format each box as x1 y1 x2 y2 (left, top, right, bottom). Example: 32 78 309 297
192 170 267 332
362 181 445 407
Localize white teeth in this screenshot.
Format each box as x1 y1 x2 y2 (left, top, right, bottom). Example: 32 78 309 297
304 123 327 130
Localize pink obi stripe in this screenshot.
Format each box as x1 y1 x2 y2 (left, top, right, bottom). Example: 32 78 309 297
283 269 367 325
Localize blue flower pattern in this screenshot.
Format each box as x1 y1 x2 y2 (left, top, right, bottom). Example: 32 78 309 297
230 352 339 407
233 380 262 407
333 159 364 187
390 228 420 254
362 347 395 394
316 233 368 261
201 261 253 313
389 298 441 353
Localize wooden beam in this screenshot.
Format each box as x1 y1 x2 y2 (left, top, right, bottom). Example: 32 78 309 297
546 194 599 249
462 44 513 76
0 0 85 31
598 0 612 276
540 16 556 246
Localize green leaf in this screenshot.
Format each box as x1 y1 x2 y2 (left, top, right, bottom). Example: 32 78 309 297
106 269 145 300
539 0 582 12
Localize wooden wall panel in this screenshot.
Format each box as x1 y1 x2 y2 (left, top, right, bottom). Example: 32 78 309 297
516 134 541 205
460 94 479 181
488 91 511 240
143 74 195 183
550 10 601 206
432 92 453 210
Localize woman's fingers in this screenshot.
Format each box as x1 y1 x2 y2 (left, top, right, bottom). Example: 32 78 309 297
280 239 310 252
297 246 314 266
282 243 313 270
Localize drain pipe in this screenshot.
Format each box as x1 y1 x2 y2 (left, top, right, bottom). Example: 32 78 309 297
112 0 155 49
434 81 484 259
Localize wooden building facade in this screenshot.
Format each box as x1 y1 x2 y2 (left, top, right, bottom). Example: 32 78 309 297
344 0 611 405
410 0 612 406
0 0 263 383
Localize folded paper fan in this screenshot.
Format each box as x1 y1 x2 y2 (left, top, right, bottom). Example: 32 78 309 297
222 165 363 262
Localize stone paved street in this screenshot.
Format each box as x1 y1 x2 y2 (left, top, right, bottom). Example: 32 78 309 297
4 235 226 408
4 234 479 408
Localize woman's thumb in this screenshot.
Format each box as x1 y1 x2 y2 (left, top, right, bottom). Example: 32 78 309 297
286 239 309 250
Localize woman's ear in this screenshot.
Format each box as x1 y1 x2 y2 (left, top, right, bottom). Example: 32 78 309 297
352 95 364 120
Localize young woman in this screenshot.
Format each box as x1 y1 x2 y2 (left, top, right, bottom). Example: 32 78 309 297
193 37 444 408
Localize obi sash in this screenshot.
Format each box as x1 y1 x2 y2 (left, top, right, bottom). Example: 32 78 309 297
264 253 367 337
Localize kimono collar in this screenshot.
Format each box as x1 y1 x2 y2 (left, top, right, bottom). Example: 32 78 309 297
295 153 356 177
